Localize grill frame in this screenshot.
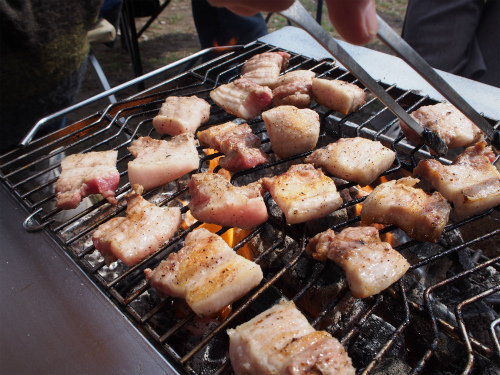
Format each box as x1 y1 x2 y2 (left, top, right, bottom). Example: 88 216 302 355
1 34 499 375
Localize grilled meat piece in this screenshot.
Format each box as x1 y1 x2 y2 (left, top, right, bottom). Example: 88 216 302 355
152 96 210 136
92 185 182 267
305 137 396 186
361 177 451 242
227 299 355 375
262 105 320 159
414 141 500 218
56 150 119 209
312 78 366 115
306 227 410 298
188 172 269 229
144 228 263 317
272 70 316 108
261 164 343 224
210 78 273 120
128 134 199 190
241 51 290 88
401 102 483 151
197 122 269 171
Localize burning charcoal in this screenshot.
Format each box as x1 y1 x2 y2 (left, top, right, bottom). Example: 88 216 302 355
185 320 230 375
324 293 372 338
458 210 500 258
369 357 411 375
348 314 406 369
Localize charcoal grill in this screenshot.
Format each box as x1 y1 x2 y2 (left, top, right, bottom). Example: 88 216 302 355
1 27 499 375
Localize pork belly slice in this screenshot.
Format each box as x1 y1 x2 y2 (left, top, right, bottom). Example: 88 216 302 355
401 102 483 150
241 51 290 88
414 141 500 218
56 150 119 210
144 228 263 317
306 227 410 298
312 78 366 115
188 172 269 229
305 137 396 186
197 122 269 171
261 164 343 224
152 95 210 136
128 134 199 190
92 185 182 267
227 299 355 375
361 177 451 242
262 105 320 159
272 70 316 108
210 78 273 120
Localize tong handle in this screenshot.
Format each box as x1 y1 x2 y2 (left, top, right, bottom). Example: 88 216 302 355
279 0 448 156
376 15 500 152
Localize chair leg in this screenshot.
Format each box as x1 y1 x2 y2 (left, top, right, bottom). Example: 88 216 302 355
88 49 117 104
121 0 145 82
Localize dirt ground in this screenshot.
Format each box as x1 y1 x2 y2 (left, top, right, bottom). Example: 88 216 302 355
77 0 407 118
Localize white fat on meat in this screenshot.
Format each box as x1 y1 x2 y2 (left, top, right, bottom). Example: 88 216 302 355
306 227 410 298
55 150 119 210
414 141 500 218
197 122 269 171
188 172 269 229
261 164 343 224
210 78 273 121
305 137 396 186
241 51 290 88
152 96 210 136
312 78 366 115
272 70 316 108
227 299 355 375
262 105 320 159
127 134 199 190
361 177 451 243
92 185 182 267
401 102 483 150
144 228 263 317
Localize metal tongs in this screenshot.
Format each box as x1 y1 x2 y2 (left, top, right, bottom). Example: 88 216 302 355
279 0 500 156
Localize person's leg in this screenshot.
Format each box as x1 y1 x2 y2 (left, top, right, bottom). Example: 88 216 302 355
192 0 267 50
402 0 487 81
474 0 500 87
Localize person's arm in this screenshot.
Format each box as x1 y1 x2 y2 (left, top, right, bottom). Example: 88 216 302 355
207 0 378 45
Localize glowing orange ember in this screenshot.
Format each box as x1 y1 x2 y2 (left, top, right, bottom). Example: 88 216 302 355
354 183 394 246
212 37 238 50
214 304 233 321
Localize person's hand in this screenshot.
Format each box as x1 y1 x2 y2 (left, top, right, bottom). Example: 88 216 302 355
207 0 378 46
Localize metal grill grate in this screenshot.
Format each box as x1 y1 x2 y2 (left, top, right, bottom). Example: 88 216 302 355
1 41 499 375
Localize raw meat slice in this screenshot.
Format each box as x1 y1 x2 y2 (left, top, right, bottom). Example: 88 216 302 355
144 228 263 317
152 95 210 135
262 105 320 158
361 177 451 242
312 78 366 115
92 185 182 266
414 141 500 218
261 164 343 224
227 299 355 375
197 122 268 171
401 102 483 150
272 70 315 108
305 137 396 186
128 134 199 190
55 150 119 209
241 51 290 88
188 172 268 229
306 226 410 298
210 78 273 120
